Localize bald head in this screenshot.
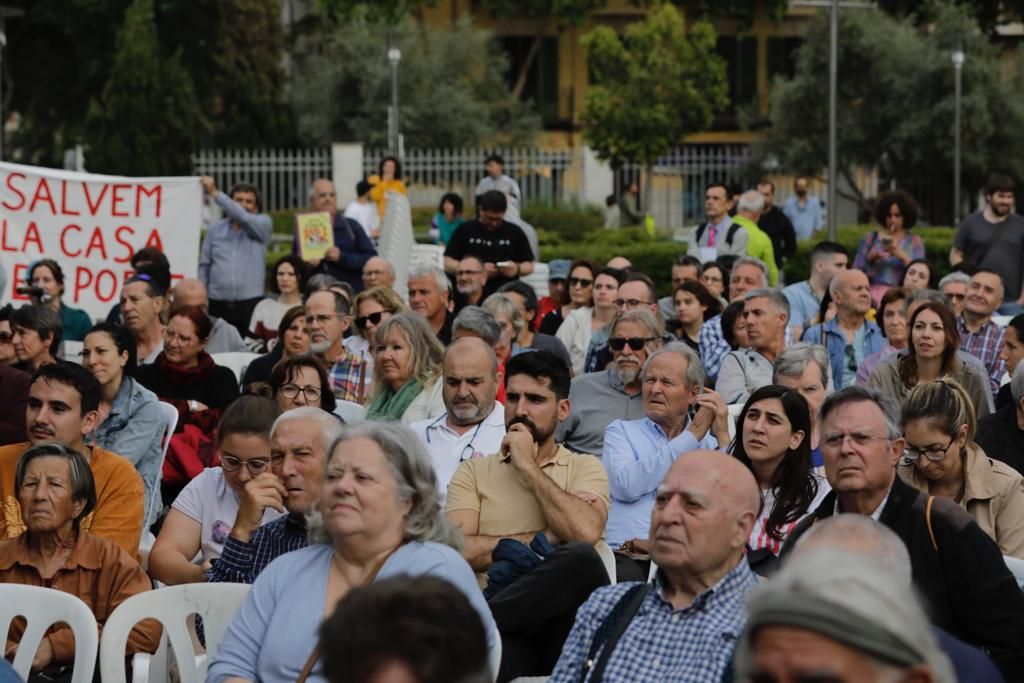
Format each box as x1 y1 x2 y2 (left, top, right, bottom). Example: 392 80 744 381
362 256 396 289
829 269 872 315
174 278 208 310
607 256 632 271
792 514 912 584
651 450 760 586
442 336 500 427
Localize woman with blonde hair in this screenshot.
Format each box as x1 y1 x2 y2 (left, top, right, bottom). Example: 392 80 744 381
346 286 409 396
899 377 1024 558
366 313 445 423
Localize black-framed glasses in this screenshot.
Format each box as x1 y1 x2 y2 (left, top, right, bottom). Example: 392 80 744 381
0 332 11 344
221 454 271 475
356 311 385 329
821 432 890 450
614 298 651 309
903 435 957 463
279 383 323 402
456 269 484 277
608 336 656 351
569 277 593 288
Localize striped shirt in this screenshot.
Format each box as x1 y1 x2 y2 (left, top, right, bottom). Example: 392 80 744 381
206 514 308 584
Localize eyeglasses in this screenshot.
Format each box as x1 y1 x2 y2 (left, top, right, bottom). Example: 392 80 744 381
457 269 484 277
356 311 385 328
821 432 890 450
305 313 339 326
0 332 11 344
569 277 593 288
279 383 323 402
614 298 652 309
903 435 957 463
946 293 966 301
220 454 271 475
703 275 722 284
608 336 656 351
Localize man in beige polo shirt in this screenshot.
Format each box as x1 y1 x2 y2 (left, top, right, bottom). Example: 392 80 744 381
447 350 611 681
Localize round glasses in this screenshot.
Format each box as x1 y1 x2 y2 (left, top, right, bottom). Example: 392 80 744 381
221 454 271 475
279 383 323 402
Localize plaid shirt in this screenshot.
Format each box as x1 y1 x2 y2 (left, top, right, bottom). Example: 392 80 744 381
958 316 1006 398
327 349 367 404
549 560 759 683
206 514 308 584
701 314 791 385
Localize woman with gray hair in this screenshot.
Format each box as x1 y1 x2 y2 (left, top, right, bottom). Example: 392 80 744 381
0 443 160 676
366 312 445 424
208 421 496 683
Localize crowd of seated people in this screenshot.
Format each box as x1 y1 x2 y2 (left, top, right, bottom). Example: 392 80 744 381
5 174 1024 683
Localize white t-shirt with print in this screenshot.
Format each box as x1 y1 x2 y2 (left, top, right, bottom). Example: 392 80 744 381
171 468 285 561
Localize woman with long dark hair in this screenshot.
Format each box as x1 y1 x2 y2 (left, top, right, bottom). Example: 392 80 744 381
731 385 829 557
866 302 993 417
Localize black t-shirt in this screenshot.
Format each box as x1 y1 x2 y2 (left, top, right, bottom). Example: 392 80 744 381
953 211 1024 300
444 219 534 293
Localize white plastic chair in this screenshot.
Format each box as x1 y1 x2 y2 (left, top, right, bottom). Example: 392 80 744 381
489 626 502 682
334 399 367 424
139 403 179 568
595 542 617 585
727 403 743 442
521 262 549 298
211 352 260 387
0 584 99 683
99 583 251 683
1004 555 1024 589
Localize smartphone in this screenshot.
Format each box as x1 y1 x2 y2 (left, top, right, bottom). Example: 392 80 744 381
496 261 513 268
880 236 893 246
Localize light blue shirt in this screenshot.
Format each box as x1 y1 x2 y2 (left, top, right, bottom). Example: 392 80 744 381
602 416 721 546
207 542 496 683
87 376 163 526
198 192 273 301
782 280 822 332
782 195 823 241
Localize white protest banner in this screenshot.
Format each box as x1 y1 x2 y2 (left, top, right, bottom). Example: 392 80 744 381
0 161 201 321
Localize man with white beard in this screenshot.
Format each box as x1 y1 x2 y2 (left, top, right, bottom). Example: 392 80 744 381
411 337 506 502
555 310 664 457
304 289 364 403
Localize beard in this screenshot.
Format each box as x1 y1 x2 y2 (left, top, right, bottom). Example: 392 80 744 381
310 339 332 355
457 282 480 296
616 362 640 385
449 397 487 424
507 415 556 444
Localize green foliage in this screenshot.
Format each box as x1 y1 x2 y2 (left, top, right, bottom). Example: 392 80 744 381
6 0 290 169
481 0 605 24
83 0 205 175
580 3 729 171
785 226 956 283
877 0 1024 34
759 1 1024 209
291 12 541 148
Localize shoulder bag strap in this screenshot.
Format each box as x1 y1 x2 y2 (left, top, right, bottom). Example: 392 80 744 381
581 584 650 683
296 548 398 682
925 495 939 552
725 222 742 247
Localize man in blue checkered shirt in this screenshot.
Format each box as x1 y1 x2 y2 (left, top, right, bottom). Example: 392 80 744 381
549 450 761 682
207 408 343 584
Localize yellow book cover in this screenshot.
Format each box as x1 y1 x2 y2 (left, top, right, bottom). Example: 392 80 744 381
294 211 334 261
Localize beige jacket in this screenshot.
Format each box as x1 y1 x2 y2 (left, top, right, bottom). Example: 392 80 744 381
866 356 994 418
899 443 1024 558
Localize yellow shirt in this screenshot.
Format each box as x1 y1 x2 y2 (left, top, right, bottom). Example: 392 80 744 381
445 444 610 539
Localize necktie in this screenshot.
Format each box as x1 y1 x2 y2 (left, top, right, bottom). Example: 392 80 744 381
708 225 717 247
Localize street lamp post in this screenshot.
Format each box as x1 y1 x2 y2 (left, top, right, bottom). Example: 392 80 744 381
952 46 965 224
387 47 401 156
827 0 838 239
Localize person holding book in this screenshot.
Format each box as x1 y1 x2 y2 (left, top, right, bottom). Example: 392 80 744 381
296 178 378 293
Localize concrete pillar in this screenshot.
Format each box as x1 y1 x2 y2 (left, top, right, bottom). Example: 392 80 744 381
332 143 363 207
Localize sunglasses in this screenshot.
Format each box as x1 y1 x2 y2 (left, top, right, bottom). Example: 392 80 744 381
0 332 11 344
608 336 656 351
356 311 385 329
569 277 593 288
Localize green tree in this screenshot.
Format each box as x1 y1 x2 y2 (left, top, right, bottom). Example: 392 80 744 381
83 0 205 175
580 3 729 212
759 1 1024 221
291 12 541 148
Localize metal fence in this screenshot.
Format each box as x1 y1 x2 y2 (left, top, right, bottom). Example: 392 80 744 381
363 147 576 208
618 145 753 228
192 148 331 212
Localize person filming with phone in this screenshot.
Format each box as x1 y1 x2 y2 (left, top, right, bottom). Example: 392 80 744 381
443 190 535 296
602 342 729 581
853 190 926 305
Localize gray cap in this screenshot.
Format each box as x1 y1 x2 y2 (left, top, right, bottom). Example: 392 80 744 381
548 259 571 281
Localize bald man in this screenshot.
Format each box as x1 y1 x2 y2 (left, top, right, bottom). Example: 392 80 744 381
172 278 248 354
802 268 883 389
410 337 506 502
362 256 396 291
298 178 377 293
550 450 761 682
